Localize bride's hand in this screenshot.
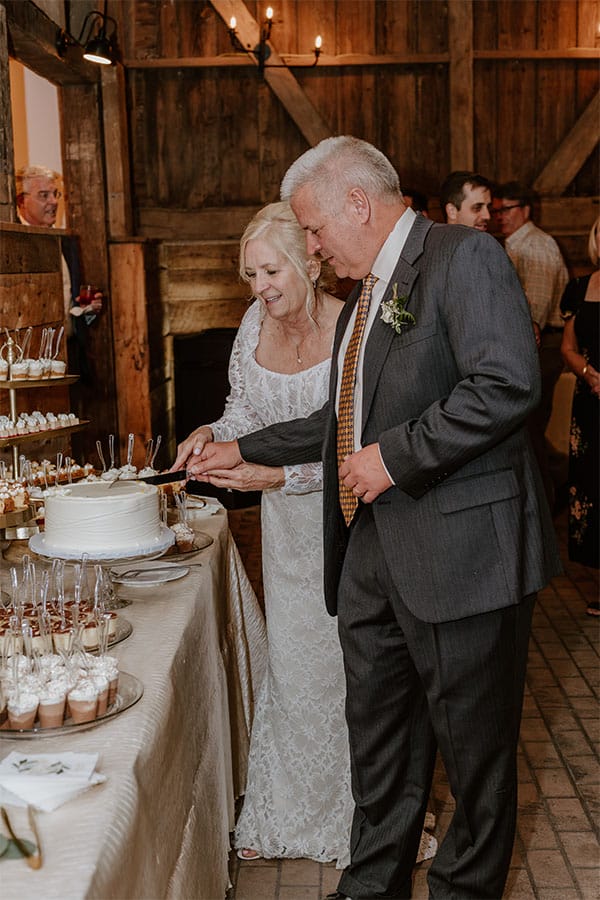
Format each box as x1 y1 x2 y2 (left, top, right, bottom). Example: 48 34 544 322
170 425 213 472
200 463 284 492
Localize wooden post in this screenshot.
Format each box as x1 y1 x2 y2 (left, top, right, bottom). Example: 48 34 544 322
101 65 134 238
109 241 169 466
448 0 474 171
61 81 118 460
0 3 17 223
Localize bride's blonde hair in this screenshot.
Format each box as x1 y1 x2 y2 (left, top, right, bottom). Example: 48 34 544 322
239 201 320 322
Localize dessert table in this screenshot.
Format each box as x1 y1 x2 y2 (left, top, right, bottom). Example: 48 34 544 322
0 506 267 899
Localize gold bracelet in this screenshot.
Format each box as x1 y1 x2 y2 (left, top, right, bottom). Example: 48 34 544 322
582 364 588 378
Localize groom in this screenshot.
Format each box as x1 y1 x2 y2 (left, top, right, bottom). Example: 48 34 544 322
191 137 561 899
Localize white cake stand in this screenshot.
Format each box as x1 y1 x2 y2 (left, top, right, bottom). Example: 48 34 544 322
27 524 176 610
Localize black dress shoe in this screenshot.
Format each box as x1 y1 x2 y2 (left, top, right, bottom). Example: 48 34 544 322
324 893 351 899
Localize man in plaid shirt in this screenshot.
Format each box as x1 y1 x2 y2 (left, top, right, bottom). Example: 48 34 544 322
495 181 569 510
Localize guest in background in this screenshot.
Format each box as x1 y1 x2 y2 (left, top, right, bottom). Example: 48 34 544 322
560 217 600 610
16 165 103 383
440 170 492 231
402 187 429 217
495 181 569 510
172 203 358 866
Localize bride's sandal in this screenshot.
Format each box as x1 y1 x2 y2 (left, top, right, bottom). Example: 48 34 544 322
237 848 262 860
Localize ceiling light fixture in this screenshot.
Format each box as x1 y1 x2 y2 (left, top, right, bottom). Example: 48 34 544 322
56 5 119 66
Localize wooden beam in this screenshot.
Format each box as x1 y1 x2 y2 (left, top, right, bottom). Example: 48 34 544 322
448 0 473 171
123 49 599 71
533 91 600 195
101 64 134 238
473 48 600 61
210 0 331 146
3 0 98 85
138 206 262 241
0 3 17 222
125 52 450 69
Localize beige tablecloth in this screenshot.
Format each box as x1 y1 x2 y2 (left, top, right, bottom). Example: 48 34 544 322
0 507 267 899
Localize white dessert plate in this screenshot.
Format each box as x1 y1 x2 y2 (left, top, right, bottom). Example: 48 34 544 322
0 672 143 738
110 562 190 586
185 496 223 518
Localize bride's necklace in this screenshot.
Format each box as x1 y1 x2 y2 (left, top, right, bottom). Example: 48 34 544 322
293 336 306 365
284 325 313 365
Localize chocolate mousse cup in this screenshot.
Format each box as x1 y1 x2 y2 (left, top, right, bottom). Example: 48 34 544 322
68 688 98 724
38 694 67 728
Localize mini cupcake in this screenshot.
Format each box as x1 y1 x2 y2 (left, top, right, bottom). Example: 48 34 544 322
118 464 138 480
92 674 109 717
171 522 195 552
27 359 43 380
7 691 39 729
38 682 67 728
9 360 28 380
51 359 67 378
68 680 98 724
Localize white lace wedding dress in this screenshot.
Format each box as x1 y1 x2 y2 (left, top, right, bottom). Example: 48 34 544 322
211 301 438 868
210 301 353 866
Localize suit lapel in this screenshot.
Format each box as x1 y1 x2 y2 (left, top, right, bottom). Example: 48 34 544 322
361 215 434 427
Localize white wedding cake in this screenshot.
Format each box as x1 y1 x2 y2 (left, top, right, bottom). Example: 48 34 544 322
35 481 174 559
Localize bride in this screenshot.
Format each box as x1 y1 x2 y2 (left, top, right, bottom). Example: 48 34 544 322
173 201 437 867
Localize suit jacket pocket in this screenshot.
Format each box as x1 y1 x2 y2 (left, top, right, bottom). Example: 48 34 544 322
387 319 437 350
435 468 519 514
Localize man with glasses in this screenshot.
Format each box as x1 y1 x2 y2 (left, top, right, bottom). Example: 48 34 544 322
494 181 569 509
16 165 103 383
440 170 493 231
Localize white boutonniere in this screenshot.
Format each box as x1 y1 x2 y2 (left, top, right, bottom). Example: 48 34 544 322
380 283 416 334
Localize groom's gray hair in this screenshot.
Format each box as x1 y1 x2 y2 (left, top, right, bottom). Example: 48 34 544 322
280 136 402 207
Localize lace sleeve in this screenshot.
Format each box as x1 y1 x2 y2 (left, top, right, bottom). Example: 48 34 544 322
282 462 323 495
210 305 264 442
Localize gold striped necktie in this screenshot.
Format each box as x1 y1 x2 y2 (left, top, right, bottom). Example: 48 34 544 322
337 273 378 525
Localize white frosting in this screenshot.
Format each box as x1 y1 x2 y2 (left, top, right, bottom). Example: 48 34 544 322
42 481 167 557
8 691 39 715
68 681 97 703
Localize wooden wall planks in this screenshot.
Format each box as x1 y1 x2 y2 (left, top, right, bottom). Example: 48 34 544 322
126 0 598 231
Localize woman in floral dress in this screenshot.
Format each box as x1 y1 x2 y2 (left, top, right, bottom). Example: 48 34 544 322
560 217 600 612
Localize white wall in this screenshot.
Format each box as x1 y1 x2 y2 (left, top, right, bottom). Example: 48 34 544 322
24 65 62 176
9 59 64 226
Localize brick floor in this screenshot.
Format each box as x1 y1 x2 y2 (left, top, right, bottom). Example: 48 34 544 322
227 507 599 900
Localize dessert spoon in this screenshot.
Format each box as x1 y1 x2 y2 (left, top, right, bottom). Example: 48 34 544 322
96 440 107 474
1 806 42 869
111 562 201 579
150 435 162 469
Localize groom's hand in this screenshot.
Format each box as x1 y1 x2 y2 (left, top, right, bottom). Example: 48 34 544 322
187 439 242 478
339 442 393 504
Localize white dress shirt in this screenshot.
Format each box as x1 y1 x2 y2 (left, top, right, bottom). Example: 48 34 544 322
336 207 416 453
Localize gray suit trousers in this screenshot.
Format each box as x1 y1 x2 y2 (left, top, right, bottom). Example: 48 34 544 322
337 505 535 900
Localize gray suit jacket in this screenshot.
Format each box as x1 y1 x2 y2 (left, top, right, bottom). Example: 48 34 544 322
240 215 562 621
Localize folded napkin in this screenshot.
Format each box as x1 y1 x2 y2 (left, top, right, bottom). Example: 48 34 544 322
0 751 106 812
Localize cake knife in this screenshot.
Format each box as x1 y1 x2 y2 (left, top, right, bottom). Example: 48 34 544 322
136 469 188 486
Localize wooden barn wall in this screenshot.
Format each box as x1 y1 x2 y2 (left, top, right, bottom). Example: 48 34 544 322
122 0 599 238
473 0 599 191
